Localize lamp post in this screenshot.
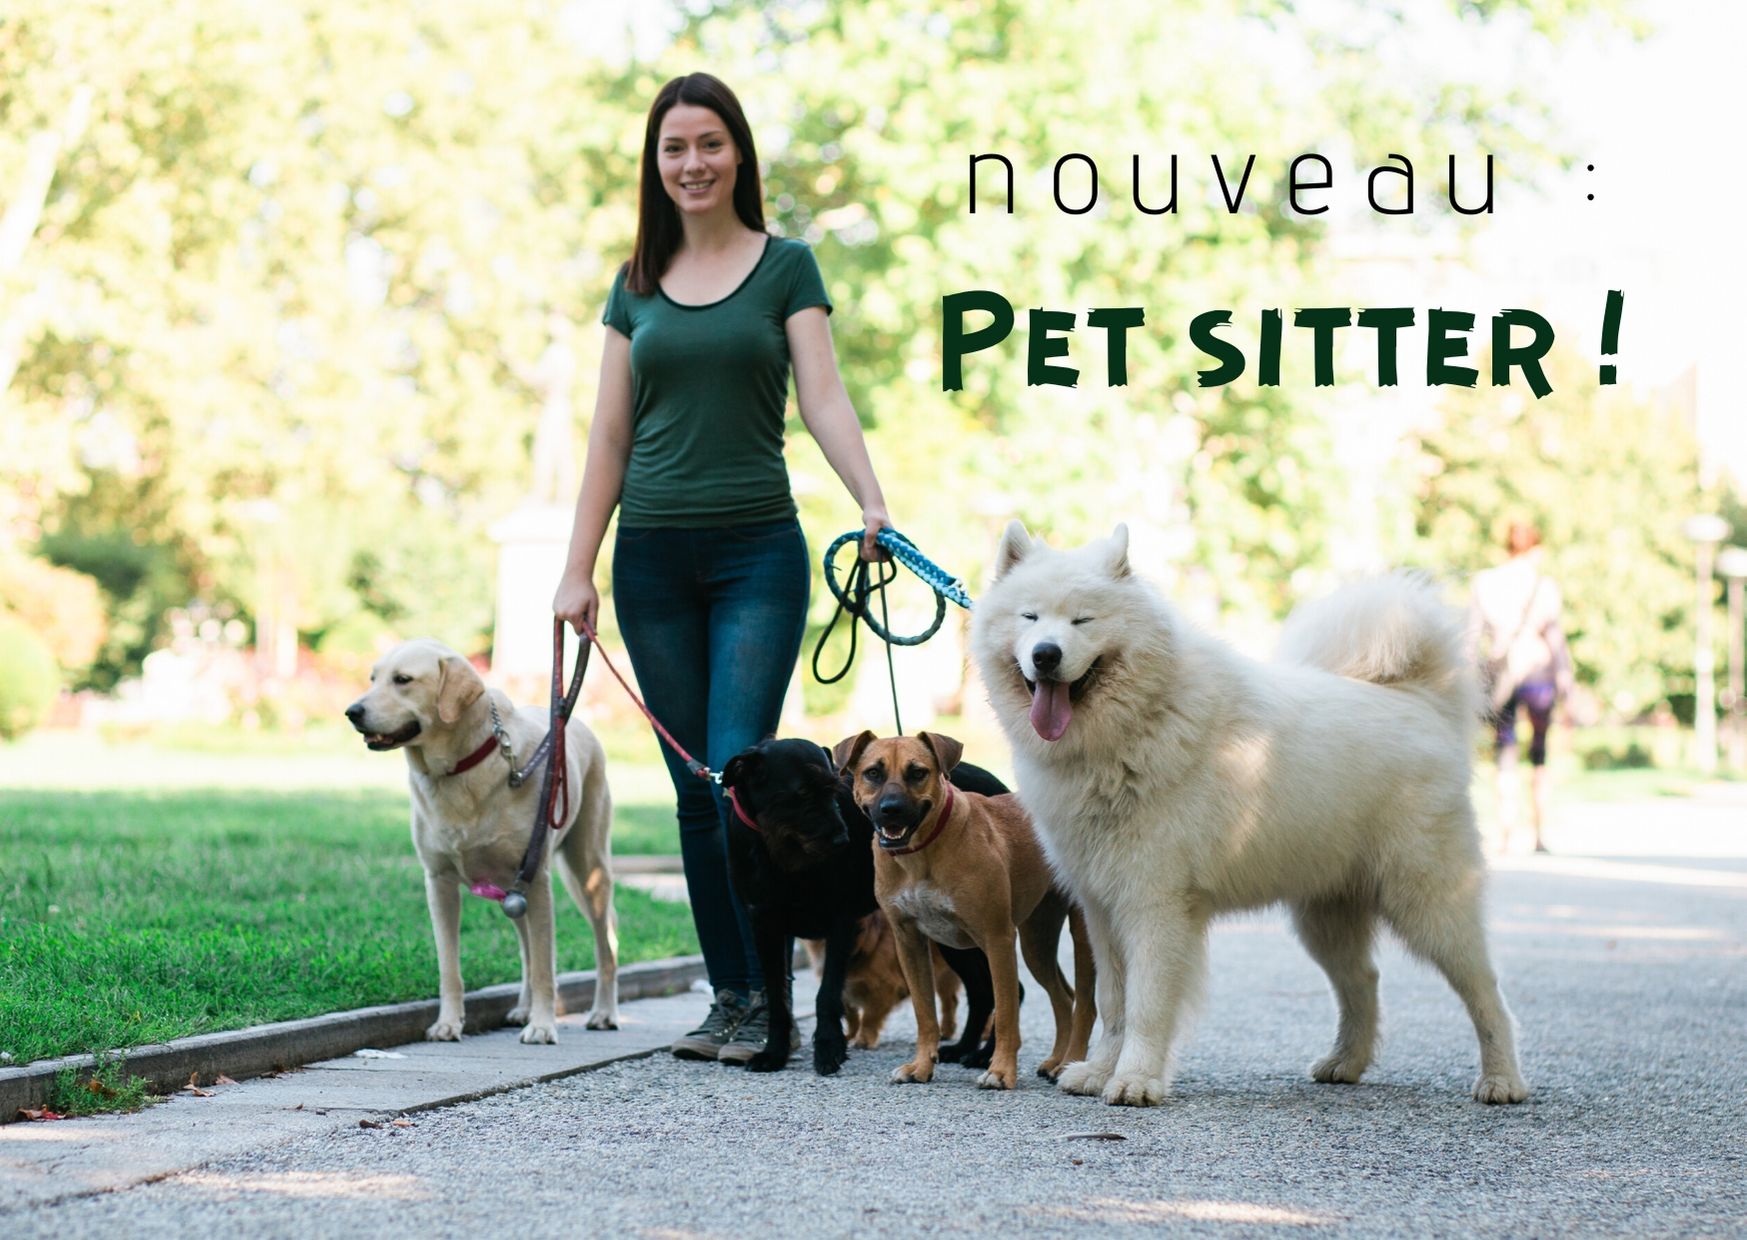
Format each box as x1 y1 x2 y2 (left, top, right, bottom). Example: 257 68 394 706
1682 514 1730 776
1717 545 1747 772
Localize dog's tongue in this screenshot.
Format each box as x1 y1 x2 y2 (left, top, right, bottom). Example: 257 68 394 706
1030 679 1073 741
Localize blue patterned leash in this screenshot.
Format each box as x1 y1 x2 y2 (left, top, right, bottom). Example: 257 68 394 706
812 528 973 735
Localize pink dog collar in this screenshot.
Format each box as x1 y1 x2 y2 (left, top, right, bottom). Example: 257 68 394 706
724 785 761 833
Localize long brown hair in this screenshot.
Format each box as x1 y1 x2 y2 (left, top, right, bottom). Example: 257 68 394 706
1505 520 1542 557
625 73 766 295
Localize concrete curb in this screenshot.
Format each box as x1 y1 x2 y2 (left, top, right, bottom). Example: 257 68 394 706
612 854 682 873
0 954 706 1123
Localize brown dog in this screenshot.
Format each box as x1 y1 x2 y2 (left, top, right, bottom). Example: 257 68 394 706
803 912 961 1050
837 730 1096 1090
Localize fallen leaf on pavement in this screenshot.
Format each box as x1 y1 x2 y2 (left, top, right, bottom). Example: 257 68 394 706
214 1075 239 1086
391 1118 414 1128
17 1108 67 1122
359 1119 382 1129
1057 1132 1127 1142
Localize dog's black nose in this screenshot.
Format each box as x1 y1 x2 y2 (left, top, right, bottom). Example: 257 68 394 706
877 795 908 821
344 703 365 724
1031 642 1062 676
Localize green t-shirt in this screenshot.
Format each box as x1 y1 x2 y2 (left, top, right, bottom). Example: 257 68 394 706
602 235 833 528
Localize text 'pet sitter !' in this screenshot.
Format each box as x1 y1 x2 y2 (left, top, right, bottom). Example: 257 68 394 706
943 151 1623 396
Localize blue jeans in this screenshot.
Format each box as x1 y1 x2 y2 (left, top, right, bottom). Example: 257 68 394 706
611 518 809 995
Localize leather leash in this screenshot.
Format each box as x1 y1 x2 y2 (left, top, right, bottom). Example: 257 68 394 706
490 619 589 920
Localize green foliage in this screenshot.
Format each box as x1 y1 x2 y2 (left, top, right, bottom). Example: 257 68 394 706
0 550 107 678
0 0 1654 690
0 615 59 741
313 609 396 684
1412 352 1706 718
39 484 193 692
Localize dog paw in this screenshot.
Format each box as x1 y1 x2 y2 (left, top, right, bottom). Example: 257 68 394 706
890 1059 935 1084
504 1006 530 1027
1310 1053 1368 1085
963 1041 996 1070
584 1010 619 1031
813 1035 848 1076
850 1033 879 1050
1056 1060 1108 1096
519 1023 558 1045
976 1065 1016 1091
1101 1072 1168 1107
1037 1057 1064 1082
425 1018 463 1042
937 1040 970 1064
745 1049 790 1073
1472 1072 1529 1104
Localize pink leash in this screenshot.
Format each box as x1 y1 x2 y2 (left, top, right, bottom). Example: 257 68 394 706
578 617 718 783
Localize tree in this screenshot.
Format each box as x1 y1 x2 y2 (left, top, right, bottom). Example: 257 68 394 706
1 0 1645 690
1411 348 1709 717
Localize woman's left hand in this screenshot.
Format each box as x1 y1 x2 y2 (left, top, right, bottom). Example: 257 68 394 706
861 508 893 561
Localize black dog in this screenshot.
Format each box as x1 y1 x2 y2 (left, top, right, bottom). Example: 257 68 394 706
720 737 1009 1075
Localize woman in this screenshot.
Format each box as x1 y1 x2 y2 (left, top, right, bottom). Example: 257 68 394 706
552 73 892 1063
1471 521 1575 853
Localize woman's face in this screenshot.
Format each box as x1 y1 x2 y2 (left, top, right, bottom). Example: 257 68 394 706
657 103 740 218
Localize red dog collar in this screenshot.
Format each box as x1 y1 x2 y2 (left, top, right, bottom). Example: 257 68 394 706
725 785 762 833
884 782 955 856
447 734 500 777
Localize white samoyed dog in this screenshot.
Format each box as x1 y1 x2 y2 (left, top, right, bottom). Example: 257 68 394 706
969 521 1528 1107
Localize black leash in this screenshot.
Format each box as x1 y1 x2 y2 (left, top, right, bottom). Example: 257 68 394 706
812 552 906 734
811 529 964 737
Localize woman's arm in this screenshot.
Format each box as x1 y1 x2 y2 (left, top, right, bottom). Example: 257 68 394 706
787 305 891 559
552 328 634 633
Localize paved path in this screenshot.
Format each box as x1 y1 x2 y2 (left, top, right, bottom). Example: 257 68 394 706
5 799 1744 1238
0 983 748 1210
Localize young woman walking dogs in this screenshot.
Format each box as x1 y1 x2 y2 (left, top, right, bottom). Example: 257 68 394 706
552 72 895 1064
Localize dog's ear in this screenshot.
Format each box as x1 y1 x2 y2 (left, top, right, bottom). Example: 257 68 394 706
832 730 877 776
721 749 762 791
1105 522 1131 578
436 652 485 724
994 519 1034 580
917 731 964 778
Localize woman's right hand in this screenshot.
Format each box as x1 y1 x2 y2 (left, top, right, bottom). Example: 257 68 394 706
552 570 600 637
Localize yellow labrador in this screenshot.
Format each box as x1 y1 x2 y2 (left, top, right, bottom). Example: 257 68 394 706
345 638 619 1043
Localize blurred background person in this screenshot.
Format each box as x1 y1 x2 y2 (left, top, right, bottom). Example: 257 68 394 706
1472 521 1576 853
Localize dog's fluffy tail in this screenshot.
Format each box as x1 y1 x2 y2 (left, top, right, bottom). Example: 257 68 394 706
1275 570 1479 728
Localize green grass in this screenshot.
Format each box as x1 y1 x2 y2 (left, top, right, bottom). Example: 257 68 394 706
1559 763 1743 803
0 786 698 1067
45 1058 157 1117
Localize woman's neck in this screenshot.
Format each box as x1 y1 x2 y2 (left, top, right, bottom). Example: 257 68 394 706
677 206 754 255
